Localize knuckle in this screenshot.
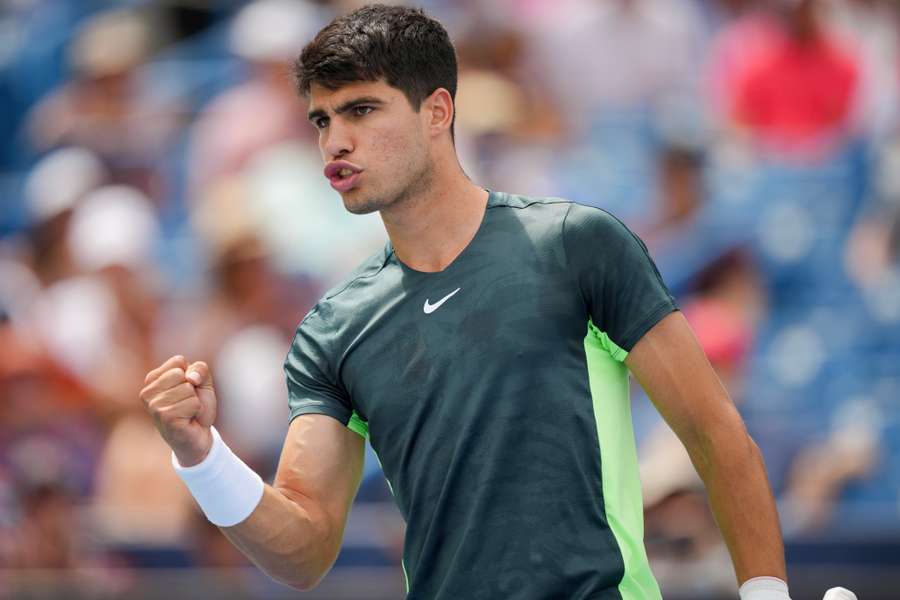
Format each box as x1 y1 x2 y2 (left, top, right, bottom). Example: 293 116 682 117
152 402 178 423
148 401 163 418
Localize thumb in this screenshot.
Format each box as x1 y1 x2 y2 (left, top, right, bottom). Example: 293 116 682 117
186 361 211 388
186 361 216 427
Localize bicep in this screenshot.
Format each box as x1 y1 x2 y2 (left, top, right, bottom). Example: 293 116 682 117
274 414 365 534
625 311 745 453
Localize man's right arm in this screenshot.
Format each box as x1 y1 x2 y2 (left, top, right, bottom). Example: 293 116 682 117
140 355 365 591
220 413 365 590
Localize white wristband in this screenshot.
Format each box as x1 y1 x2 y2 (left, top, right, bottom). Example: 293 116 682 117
739 577 791 600
172 426 265 527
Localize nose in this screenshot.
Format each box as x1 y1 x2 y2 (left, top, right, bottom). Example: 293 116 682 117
322 119 354 160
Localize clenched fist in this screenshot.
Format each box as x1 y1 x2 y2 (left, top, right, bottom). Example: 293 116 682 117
140 355 217 467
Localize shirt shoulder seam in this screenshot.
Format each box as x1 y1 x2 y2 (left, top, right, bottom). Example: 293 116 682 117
488 194 574 211
322 245 393 301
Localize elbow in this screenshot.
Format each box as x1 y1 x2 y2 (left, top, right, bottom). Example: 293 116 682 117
272 559 331 591
273 522 341 592
283 574 324 592
259 488 342 591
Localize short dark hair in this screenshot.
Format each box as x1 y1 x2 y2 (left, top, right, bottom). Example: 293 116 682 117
293 5 457 115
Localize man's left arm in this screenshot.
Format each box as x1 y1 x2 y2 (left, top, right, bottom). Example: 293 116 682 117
625 310 787 592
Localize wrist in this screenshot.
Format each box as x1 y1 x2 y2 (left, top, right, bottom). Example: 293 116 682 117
172 426 264 527
172 428 214 468
739 577 790 600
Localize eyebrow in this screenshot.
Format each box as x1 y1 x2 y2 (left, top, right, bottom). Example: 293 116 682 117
307 96 385 123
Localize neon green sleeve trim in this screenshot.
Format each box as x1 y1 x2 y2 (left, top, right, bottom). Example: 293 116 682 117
588 319 629 362
584 322 661 599
348 411 368 438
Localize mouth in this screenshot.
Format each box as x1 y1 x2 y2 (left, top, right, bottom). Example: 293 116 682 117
324 161 363 193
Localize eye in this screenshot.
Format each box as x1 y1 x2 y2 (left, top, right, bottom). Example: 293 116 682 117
352 105 374 117
313 117 329 130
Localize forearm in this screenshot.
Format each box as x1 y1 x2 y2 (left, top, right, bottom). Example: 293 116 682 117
691 425 786 585
172 426 343 591
220 485 338 590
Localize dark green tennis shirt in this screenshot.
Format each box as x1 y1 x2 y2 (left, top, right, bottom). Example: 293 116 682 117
284 192 678 600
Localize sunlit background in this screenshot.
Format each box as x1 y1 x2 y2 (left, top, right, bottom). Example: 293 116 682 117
1 0 899 598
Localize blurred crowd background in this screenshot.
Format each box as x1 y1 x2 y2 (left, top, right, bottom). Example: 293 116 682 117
1 0 899 598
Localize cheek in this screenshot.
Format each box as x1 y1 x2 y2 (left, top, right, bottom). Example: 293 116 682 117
370 125 423 172
372 116 421 156
371 127 405 157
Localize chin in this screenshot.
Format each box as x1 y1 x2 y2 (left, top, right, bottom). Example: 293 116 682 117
342 192 386 215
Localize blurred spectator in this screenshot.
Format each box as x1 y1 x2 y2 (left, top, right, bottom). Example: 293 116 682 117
0 323 104 569
7 484 78 569
214 324 292 470
524 0 706 129
27 7 182 198
825 0 900 139
780 398 880 533
31 184 163 415
91 413 195 552
187 0 323 196
641 140 707 239
712 0 863 154
455 26 562 142
23 146 107 286
846 133 900 285
175 180 321 341
452 25 561 195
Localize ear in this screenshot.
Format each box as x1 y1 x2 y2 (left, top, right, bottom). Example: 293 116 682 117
423 87 454 138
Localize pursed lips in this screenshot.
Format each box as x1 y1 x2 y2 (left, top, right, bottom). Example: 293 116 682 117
324 160 364 192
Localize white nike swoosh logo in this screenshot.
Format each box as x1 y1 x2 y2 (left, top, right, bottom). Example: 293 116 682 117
423 287 461 314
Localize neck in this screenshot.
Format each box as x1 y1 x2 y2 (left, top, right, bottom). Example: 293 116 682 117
380 157 488 273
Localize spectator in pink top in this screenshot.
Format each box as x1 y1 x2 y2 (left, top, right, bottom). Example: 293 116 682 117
712 0 862 153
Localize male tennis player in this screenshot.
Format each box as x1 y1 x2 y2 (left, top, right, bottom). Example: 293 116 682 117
140 5 852 599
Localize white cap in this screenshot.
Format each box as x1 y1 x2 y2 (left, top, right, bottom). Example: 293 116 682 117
823 588 857 600
25 147 107 222
67 185 159 271
71 8 153 77
229 0 321 62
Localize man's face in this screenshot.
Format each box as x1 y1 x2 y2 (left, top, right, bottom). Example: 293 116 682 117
308 80 432 215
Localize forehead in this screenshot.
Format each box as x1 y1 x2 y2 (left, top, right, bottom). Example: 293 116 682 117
308 80 403 113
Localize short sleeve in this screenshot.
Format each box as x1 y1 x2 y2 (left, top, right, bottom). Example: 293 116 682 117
563 203 678 357
284 306 354 428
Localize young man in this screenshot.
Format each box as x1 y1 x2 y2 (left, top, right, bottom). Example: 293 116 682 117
140 5 794 599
